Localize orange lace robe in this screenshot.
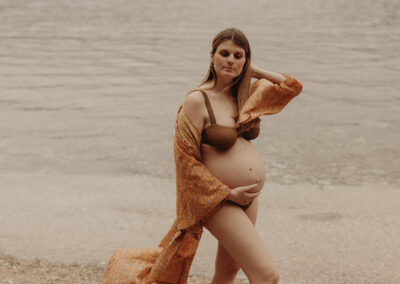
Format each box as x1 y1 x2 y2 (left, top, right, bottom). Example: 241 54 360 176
103 75 302 284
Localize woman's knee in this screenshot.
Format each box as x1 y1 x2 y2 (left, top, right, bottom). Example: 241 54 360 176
250 266 280 284
264 268 280 284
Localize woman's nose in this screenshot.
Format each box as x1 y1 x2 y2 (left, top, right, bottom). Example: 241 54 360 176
227 55 234 64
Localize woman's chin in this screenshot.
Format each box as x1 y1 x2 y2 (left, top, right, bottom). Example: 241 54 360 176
217 72 239 82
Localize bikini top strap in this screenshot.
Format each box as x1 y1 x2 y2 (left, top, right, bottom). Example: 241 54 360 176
199 90 216 124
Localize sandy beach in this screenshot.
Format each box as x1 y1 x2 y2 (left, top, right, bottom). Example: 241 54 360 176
1 0 399 283
1 173 399 283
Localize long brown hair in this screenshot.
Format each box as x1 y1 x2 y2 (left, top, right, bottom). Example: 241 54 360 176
200 28 252 120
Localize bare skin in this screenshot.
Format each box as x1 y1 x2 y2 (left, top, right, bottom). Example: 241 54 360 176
205 200 279 284
210 197 259 283
181 40 284 283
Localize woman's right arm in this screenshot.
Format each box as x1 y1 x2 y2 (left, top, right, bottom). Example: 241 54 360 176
180 91 206 134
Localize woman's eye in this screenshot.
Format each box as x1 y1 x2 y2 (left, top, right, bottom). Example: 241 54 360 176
235 54 243 59
221 52 229 57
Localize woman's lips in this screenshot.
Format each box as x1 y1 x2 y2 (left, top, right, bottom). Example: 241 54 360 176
224 67 234 71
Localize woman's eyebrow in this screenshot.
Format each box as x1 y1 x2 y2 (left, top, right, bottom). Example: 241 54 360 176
219 48 244 54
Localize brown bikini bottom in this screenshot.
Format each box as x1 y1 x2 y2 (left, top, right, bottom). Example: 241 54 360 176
225 200 253 211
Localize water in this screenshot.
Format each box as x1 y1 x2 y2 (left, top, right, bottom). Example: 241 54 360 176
1 0 399 186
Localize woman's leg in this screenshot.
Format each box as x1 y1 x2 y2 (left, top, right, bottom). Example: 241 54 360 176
204 200 279 284
211 198 259 284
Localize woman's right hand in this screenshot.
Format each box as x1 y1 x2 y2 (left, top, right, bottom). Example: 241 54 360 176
227 184 260 206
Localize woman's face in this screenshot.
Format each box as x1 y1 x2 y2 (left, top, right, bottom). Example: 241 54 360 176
211 40 246 80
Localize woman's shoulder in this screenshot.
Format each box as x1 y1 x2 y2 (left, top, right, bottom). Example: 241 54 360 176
183 90 206 112
181 90 207 131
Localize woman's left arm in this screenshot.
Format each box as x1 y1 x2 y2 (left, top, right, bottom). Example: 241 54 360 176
250 65 286 84
238 65 302 124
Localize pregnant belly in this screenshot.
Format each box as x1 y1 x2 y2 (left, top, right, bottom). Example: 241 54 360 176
201 137 266 192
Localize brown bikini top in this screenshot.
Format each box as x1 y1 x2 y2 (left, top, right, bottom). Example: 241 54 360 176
199 90 259 151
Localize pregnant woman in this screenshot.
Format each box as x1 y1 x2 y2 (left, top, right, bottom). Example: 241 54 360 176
104 28 302 284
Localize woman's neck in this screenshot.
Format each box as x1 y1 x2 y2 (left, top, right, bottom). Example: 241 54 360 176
210 77 232 96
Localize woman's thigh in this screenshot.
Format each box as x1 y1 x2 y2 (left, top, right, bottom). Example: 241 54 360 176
245 196 259 224
215 198 259 269
204 200 276 279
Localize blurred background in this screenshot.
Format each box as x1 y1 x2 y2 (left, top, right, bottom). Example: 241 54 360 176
1 0 399 185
